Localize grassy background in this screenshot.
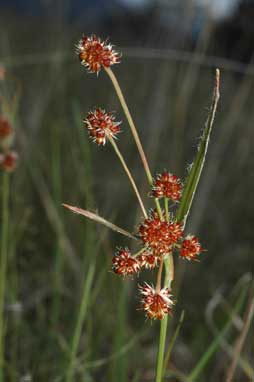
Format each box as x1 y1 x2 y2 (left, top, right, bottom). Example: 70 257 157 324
0 9 254 382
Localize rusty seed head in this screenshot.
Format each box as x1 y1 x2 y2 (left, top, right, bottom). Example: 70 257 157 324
137 250 160 270
152 171 182 202
0 116 13 139
179 235 203 261
139 210 183 255
0 151 18 172
112 248 140 277
77 35 121 74
139 283 174 320
84 108 121 145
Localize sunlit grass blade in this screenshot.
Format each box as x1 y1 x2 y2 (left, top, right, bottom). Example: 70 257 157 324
187 283 249 382
62 204 137 241
176 69 220 223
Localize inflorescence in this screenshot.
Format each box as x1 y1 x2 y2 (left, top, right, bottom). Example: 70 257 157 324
73 34 204 320
0 115 18 172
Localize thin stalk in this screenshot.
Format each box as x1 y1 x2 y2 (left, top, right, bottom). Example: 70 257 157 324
65 261 96 382
0 173 10 381
156 259 164 293
156 196 174 382
105 67 153 184
164 198 169 222
108 135 147 219
105 68 163 219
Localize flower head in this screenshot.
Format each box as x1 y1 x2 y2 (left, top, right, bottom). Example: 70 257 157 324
152 171 182 202
139 210 183 255
0 151 18 172
112 248 140 277
139 283 174 320
84 108 121 145
0 116 13 139
179 235 203 261
137 250 160 270
77 35 120 74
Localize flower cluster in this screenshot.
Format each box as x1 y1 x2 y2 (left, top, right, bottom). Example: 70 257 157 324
152 171 182 202
71 34 205 320
77 35 120 74
84 108 121 145
0 116 18 172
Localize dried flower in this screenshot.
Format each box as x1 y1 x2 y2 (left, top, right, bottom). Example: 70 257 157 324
139 283 173 320
139 210 183 255
0 116 13 139
84 108 121 145
0 151 18 172
137 250 160 270
179 235 203 261
112 248 140 276
152 171 182 202
77 35 120 74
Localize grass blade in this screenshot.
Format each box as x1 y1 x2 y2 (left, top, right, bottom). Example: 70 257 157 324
187 284 249 381
176 69 220 223
62 204 137 241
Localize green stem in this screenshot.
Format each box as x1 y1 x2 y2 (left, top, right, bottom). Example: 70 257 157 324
105 67 153 185
105 67 163 218
108 135 147 219
65 261 96 382
0 173 10 381
156 315 168 382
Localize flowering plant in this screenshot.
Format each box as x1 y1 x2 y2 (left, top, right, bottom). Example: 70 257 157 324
64 35 220 382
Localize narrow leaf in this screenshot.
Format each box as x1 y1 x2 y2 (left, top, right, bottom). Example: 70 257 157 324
176 69 220 224
62 204 137 241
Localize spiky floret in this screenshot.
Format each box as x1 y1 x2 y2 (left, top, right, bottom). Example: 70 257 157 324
77 35 121 73
0 116 13 139
139 283 173 320
84 108 121 145
139 210 183 255
179 235 203 261
112 248 140 277
0 151 18 172
137 249 160 270
152 171 182 202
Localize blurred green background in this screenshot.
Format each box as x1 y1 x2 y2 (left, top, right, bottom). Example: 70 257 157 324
0 1 253 381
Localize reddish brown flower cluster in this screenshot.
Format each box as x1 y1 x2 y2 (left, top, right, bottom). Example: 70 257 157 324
152 172 182 202
139 210 183 255
137 250 160 270
112 248 140 276
0 151 18 172
139 283 173 320
84 108 121 145
0 116 13 138
77 35 120 73
0 115 18 172
179 235 203 261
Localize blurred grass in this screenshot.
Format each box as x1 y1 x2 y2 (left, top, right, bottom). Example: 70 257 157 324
0 26 253 381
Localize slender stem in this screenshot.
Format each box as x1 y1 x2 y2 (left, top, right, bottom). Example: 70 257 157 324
156 258 164 293
65 261 96 382
104 67 153 184
164 198 169 222
105 67 164 219
0 173 9 381
156 315 168 382
108 135 148 219
156 199 174 382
